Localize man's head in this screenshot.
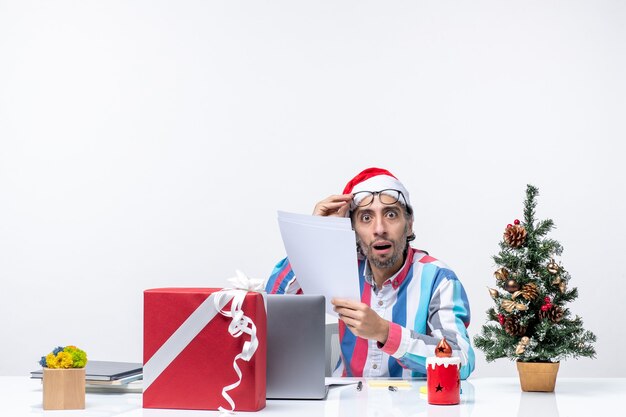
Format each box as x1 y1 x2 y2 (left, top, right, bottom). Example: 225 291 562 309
343 168 415 275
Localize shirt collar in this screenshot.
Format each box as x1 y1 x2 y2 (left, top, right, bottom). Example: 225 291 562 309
364 248 416 292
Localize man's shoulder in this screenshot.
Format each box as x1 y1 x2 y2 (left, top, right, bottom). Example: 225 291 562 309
411 248 450 270
410 249 463 291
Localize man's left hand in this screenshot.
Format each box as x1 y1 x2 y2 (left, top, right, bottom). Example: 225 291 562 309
331 298 389 344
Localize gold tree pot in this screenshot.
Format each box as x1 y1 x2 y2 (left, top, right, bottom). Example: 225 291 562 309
516 361 560 392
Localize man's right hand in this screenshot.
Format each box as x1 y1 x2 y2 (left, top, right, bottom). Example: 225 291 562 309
313 194 353 217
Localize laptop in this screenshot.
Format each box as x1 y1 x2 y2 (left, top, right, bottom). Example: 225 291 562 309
266 294 328 400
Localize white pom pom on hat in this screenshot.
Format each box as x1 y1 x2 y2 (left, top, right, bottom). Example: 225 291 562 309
342 167 411 209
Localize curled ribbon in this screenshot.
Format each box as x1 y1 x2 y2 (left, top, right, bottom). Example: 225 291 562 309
214 271 264 413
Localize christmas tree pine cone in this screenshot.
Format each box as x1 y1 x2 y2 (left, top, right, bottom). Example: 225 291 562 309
516 361 560 392
42 367 86 410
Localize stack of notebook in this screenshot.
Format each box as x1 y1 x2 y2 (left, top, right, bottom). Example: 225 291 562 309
31 361 143 393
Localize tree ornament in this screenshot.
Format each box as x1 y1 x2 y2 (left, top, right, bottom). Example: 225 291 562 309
503 224 527 248
498 314 505 325
505 279 521 293
500 300 515 313
501 299 528 313
515 336 530 355
559 281 567 293
539 305 564 322
553 306 564 322
504 316 527 336
544 296 551 304
514 219 520 225
494 267 509 281
552 275 562 285
547 258 560 274
488 287 499 299
520 283 538 301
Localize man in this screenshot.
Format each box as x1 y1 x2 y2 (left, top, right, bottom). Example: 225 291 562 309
266 168 475 379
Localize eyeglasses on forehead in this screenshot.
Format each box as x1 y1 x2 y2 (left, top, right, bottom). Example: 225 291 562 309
352 189 406 208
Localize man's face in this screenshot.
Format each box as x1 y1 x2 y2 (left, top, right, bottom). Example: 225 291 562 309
352 198 413 272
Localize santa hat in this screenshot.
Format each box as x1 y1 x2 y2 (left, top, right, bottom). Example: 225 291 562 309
343 167 411 209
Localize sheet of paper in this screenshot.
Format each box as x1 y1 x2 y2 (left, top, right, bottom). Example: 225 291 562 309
277 211 361 315
325 377 361 386
277 210 349 228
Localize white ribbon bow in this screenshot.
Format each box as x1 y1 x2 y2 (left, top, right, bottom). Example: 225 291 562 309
214 271 264 413
227 269 265 292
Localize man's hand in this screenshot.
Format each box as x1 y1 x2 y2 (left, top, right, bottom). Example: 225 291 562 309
331 298 390 344
313 194 353 217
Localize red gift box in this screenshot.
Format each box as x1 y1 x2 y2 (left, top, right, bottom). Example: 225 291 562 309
143 288 266 411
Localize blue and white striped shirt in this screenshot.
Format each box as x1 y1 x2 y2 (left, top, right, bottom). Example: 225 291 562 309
265 247 475 379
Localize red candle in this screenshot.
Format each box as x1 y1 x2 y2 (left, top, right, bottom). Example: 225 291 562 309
426 338 460 405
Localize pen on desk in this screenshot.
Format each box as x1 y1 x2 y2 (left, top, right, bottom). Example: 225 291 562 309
356 381 363 391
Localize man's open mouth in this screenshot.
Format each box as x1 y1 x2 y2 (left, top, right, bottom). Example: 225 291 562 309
373 242 392 251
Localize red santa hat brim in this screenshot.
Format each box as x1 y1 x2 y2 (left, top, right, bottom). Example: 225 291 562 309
343 167 411 209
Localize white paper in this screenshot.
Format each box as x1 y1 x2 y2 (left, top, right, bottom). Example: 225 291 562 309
277 210 350 229
277 211 361 315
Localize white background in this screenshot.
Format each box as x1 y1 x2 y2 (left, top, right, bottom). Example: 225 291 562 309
1 0 624 378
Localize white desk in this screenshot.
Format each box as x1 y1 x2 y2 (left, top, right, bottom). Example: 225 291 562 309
1 377 623 417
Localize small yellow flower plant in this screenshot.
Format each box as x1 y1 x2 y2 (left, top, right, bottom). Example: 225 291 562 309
39 346 87 369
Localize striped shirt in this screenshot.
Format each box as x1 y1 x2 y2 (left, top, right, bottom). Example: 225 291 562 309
265 247 475 379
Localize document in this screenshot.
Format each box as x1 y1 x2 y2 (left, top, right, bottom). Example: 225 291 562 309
277 211 361 315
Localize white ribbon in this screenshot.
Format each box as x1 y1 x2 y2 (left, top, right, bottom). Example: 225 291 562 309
143 292 234 391
216 270 264 413
214 289 259 413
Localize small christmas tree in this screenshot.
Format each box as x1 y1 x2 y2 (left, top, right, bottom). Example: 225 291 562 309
474 185 596 363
